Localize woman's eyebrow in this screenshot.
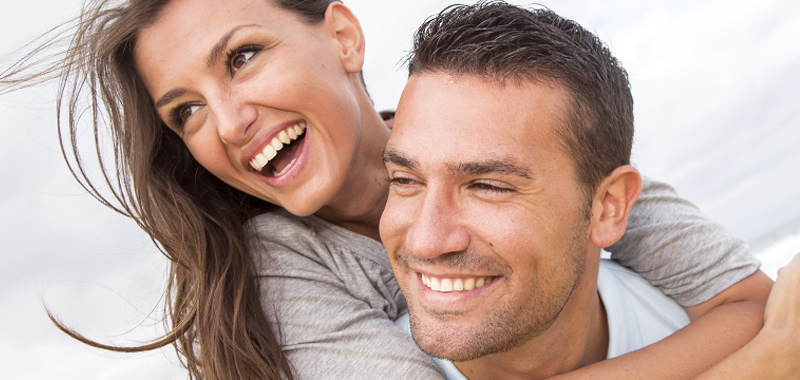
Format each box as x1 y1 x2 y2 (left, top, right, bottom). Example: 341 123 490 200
206 24 260 67
155 24 264 109
155 88 187 109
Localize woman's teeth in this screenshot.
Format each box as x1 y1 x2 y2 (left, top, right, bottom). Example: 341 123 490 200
421 274 492 292
249 121 307 172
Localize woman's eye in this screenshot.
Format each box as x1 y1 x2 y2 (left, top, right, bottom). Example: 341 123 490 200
230 51 255 73
226 45 263 75
171 104 202 127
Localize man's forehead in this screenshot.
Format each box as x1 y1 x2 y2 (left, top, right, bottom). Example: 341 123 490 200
395 73 568 131
391 72 567 159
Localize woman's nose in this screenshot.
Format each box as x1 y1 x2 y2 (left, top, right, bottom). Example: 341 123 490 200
214 95 257 146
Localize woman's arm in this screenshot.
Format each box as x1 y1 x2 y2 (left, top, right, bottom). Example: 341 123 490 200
551 177 772 378
608 177 762 304
696 252 800 379
550 271 771 379
249 210 444 380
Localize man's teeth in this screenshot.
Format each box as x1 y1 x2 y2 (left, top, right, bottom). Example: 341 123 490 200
249 121 307 172
421 274 491 292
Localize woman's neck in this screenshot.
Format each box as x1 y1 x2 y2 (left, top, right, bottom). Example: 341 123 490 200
314 185 387 241
313 107 392 241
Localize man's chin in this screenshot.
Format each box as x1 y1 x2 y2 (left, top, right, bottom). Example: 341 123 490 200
409 316 491 361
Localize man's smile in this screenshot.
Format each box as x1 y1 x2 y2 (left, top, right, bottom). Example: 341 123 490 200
420 272 498 292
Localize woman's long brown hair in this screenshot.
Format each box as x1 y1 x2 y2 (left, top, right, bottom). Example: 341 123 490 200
2 0 339 378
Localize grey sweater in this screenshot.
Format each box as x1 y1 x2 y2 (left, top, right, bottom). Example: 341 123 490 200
248 177 759 379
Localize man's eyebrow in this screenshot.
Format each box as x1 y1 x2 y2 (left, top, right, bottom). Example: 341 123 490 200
207 24 259 68
384 149 532 179
382 149 419 170
450 159 532 179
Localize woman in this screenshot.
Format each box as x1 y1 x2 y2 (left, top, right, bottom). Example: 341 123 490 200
0 0 778 378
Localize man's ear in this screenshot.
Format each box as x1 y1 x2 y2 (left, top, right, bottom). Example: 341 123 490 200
589 165 642 248
324 3 365 74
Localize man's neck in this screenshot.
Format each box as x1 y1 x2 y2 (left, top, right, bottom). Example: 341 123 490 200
454 277 608 379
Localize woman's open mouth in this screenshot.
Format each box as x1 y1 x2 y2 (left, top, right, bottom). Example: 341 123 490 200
249 121 307 177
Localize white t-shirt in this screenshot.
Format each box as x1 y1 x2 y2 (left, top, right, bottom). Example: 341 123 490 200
397 259 691 379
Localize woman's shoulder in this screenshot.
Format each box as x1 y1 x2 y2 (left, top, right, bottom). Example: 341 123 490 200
247 208 383 252
246 208 392 277
249 208 407 327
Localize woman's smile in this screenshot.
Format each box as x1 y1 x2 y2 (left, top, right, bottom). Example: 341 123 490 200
248 120 307 176
133 0 389 219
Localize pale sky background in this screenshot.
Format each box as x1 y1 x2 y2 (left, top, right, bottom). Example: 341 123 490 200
1 0 798 378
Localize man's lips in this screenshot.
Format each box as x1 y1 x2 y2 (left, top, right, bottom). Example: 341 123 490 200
412 271 503 310
420 272 498 292
422 273 494 292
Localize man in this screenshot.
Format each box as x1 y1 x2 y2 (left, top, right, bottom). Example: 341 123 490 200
379 2 701 379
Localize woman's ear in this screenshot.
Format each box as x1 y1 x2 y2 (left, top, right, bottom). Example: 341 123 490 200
324 3 365 74
588 165 642 248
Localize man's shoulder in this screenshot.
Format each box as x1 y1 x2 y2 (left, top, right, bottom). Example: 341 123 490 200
598 259 691 359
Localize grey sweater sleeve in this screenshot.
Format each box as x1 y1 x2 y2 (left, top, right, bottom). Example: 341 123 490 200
248 210 443 380
607 177 761 306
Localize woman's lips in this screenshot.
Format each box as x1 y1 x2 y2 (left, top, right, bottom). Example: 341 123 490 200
249 120 307 176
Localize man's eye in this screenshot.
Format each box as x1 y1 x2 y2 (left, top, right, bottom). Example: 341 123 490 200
390 177 416 186
470 182 513 194
388 176 424 196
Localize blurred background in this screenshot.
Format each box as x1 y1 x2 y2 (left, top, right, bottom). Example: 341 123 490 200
1 0 798 378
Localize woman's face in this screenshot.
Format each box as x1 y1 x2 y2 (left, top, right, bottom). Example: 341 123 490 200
135 0 369 216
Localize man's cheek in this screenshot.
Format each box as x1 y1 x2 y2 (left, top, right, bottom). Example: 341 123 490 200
380 199 416 247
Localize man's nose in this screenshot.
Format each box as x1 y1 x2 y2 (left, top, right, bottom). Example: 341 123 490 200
405 188 470 260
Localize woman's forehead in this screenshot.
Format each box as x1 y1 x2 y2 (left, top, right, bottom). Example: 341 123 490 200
132 0 297 88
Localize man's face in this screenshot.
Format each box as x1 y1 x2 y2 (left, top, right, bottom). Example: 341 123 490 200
380 73 596 361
